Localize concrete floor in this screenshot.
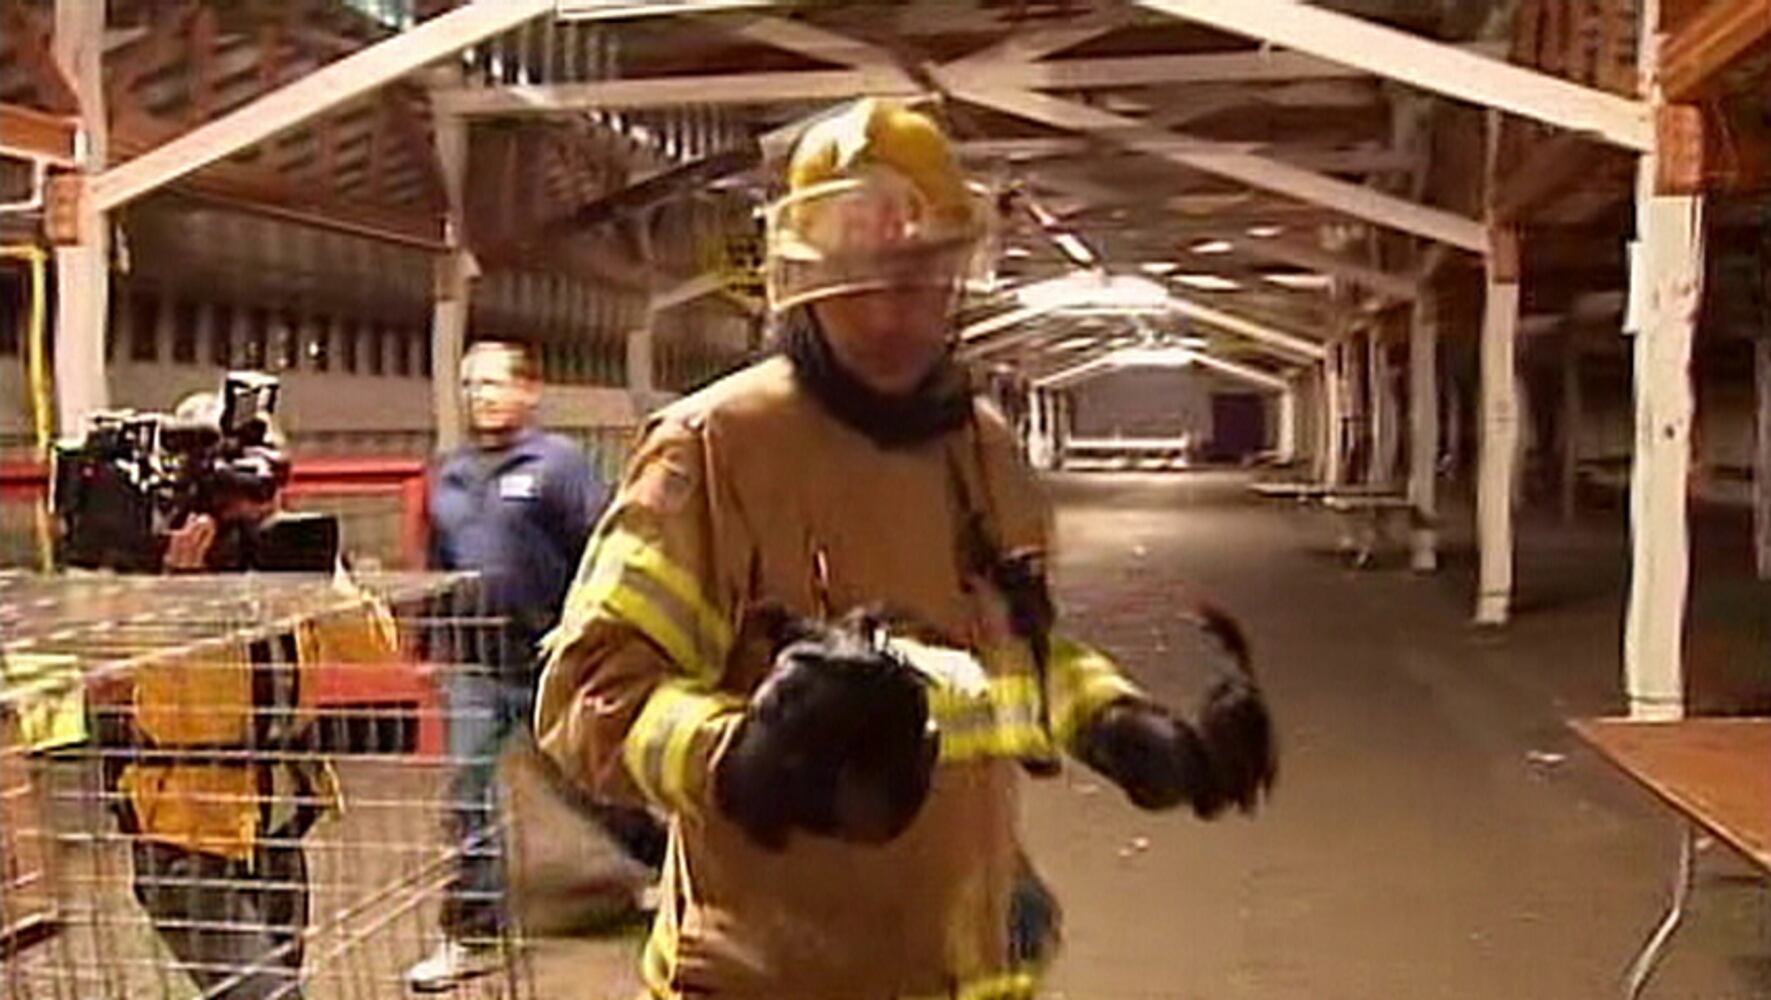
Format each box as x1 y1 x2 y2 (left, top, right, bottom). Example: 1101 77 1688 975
528 471 1770 999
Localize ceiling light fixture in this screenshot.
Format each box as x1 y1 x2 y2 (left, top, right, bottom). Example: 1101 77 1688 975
1262 273 1333 290
1173 274 1242 292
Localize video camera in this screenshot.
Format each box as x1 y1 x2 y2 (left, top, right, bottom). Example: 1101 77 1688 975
52 372 338 573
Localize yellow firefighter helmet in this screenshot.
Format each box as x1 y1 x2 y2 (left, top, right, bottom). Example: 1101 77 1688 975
766 98 994 312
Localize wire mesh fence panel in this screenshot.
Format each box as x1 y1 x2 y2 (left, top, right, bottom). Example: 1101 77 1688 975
0 572 536 1000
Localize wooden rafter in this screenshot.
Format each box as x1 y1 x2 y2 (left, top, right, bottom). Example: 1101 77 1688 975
1491 131 1611 222
0 102 80 165
106 4 196 126
92 0 553 211
1660 0 1771 102
189 6 219 124
942 82 1488 252
2 3 80 113
109 113 443 248
1134 0 1653 151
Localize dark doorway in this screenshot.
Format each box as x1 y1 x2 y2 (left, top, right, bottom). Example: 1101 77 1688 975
1209 392 1267 462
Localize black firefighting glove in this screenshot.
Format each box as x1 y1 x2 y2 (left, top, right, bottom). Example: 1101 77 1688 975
1079 601 1276 817
713 608 939 851
1078 699 1220 814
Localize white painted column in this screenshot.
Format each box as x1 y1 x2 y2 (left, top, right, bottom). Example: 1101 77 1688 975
1026 386 1049 469
1323 344 1346 485
1364 329 1381 486
51 0 109 435
1369 328 1401 488
429 109 472 453
1622 166 1706 720
431 252 471 453
1408 290 1440 572
1277 383 1298 465
627 324 656 411
1621 0 1708 720
1476 228 1522 626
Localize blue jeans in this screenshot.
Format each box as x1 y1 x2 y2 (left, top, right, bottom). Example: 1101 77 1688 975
438 667 668 941
440 671 534 941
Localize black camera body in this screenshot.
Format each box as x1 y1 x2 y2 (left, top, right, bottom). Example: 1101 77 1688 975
52 372 338 573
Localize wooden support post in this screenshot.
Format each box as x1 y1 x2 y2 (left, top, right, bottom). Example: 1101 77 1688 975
628 324 656 409
1373 327 1403 488
1324 343 1347 485
1365 328 1386 486
1561 324 1584 522
1027 386 1050 469
1622 0 1708 720
1277 383 1298 465
430 110 471 453
1476 227 1522 626
1623 147 1706 718
51 0 108 435
1755 336 1771 578
1409 290 1440 572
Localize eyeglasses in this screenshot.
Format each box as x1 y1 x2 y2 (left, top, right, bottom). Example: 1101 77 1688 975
460 376 524 398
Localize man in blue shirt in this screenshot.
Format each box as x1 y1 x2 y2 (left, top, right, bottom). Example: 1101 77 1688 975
412 340 660 990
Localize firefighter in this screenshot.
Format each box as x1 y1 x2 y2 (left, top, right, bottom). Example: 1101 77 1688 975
534 97 1277 1000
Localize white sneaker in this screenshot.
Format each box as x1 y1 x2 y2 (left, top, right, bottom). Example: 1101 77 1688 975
406 940 498 993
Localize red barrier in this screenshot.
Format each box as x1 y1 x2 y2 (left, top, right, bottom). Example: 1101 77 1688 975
282 457 430 569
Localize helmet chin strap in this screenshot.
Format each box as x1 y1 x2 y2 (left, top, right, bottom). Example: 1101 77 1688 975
779 308 973 450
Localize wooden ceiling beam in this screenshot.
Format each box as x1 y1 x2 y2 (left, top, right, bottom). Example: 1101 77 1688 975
1490 131 1613 223
110 114 442 247
1660 0 1771 102
0 102 80 165
940 81 1488 251
93 0 552 211
1135 0 1653 151
1 3 79 113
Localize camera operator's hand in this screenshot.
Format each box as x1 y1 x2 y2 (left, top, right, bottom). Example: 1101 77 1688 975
163 515 218 572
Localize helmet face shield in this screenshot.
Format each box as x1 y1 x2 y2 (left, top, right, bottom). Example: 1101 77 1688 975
766 170 993 312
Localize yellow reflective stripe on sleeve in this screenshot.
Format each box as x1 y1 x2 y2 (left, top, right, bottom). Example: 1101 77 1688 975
1048 635 1142 746
604 585 707 686
622 682 739 814
902 969 1039 1000
930 672 1055 763
565 529 733 682
615 532 734 655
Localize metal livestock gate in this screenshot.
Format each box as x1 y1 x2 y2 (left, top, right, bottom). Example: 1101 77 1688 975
0 571 534 1000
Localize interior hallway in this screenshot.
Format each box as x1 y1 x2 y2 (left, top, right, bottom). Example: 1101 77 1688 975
1030 470 1768 1000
